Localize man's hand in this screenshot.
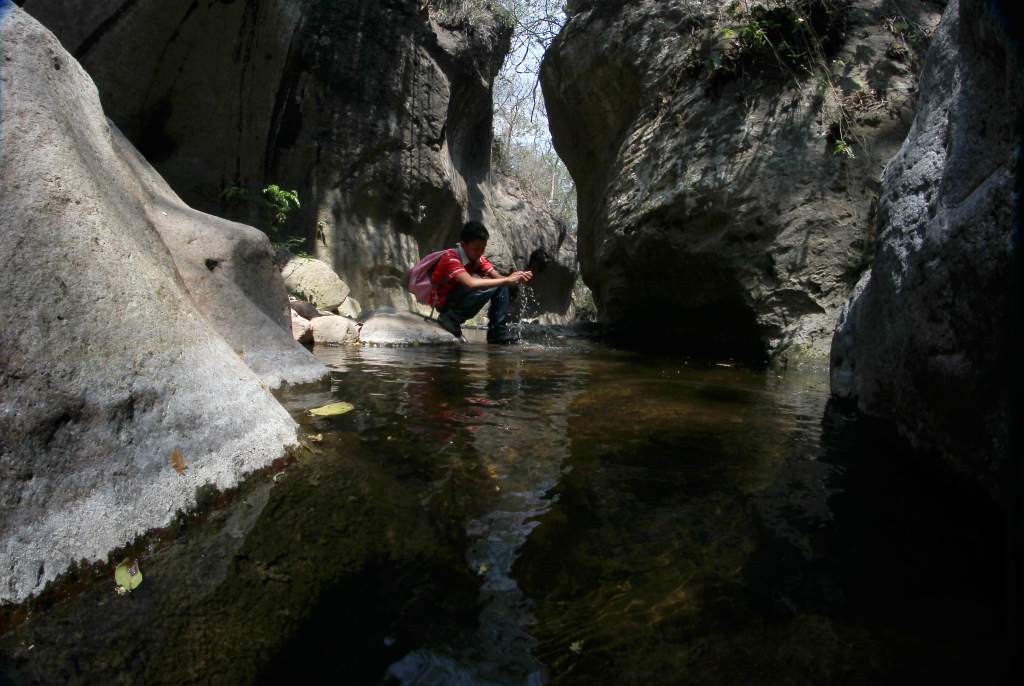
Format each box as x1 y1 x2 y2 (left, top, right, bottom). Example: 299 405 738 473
505 270 533 285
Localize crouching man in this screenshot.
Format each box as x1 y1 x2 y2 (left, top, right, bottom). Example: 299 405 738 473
431 221 533 343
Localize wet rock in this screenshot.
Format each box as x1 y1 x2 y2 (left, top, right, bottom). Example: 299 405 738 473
291 309 313 344
310 314 359 346
359 313 458 346
542 0 943 357
20 0 577 317
281 256 351 311
0 8 324 604
830 0 1021 498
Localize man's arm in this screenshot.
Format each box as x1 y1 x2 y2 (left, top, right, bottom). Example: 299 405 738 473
453 269 532 290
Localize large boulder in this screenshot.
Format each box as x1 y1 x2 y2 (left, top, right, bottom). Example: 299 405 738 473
281 256 351 311
0 7 325 603
830 0 1021 498
542 0 943 357
310 314 359 346
20 0 577 317
359 312 459 346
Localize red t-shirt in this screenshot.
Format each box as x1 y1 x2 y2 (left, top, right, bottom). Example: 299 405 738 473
430 247 495 308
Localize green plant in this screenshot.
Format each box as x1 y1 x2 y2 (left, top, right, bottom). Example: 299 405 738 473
219 186 253 203
427 0 513 29
261 184 301 226
220 183 308 257
832 138 855 158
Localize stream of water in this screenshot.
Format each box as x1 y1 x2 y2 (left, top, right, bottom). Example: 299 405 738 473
0 333 1005 685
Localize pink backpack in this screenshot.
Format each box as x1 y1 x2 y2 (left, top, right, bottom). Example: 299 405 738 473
408 249 449 305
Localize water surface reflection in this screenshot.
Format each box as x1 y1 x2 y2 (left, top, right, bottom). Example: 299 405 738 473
0 340 1003 685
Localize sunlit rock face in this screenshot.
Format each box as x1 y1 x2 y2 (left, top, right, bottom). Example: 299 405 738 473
543 0 943 357
0 7 325 603
20 0 577 315
831 0 1022 498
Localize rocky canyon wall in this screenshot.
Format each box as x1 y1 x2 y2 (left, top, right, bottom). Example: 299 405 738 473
831 0 1022 500
0 6 326 603
19 0 577 316
543 0 944 357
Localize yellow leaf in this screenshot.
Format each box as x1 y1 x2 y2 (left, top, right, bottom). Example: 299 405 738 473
171 449 187 475
308 402 354 417
114 559 143 593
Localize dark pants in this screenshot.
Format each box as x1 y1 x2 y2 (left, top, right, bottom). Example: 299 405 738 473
440 284 517 343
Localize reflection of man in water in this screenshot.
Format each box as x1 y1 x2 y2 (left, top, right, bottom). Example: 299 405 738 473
431 221 533 343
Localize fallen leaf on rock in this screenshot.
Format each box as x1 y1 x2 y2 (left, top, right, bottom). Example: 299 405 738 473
171 449 187 475
308 402 354 417
114 559 143 593
569 640 584 655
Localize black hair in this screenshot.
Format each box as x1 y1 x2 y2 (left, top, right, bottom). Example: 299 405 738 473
460 220 489 243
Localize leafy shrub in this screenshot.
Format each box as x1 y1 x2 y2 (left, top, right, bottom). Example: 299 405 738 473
220 183 308 257
685 0 849 86
427 0 514 28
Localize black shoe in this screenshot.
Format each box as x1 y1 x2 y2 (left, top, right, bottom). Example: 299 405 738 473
437 312 462 338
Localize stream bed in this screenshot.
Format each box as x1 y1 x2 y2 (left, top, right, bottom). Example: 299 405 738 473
0 333 1006 684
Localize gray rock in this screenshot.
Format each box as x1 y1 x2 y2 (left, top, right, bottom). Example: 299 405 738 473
114 133 326 389
290 309 313 344
542 0 943 357
337 296 362 320
480 170 579 320
830 0 1020 497
310 315 359 346
359 313 459 346
21 0 577 318
281 256 351 311
289 298 321 321
0 9 323 603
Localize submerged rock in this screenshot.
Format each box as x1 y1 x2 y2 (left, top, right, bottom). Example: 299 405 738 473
359 313 459 346
543 0 943 356
0 8 325 603
830 0 1021 498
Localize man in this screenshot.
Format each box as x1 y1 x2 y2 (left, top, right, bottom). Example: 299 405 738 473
431 221 533 343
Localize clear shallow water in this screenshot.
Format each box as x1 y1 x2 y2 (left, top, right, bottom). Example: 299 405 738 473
0 336 1005 684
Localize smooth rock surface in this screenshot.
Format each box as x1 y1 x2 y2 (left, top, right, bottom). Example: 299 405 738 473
281 256 351 311
291 310 313 344
359 313 459 346
337 296 362 320
113 132 326 389
310 315 359 346
543 0 942 356
21 0 578 317
0 8 321 603
830 0 1021 497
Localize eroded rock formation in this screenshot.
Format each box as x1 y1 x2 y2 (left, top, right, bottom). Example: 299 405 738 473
0 7 326 603
831 0 1021 498
19 0 577 317
543 0 943 356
